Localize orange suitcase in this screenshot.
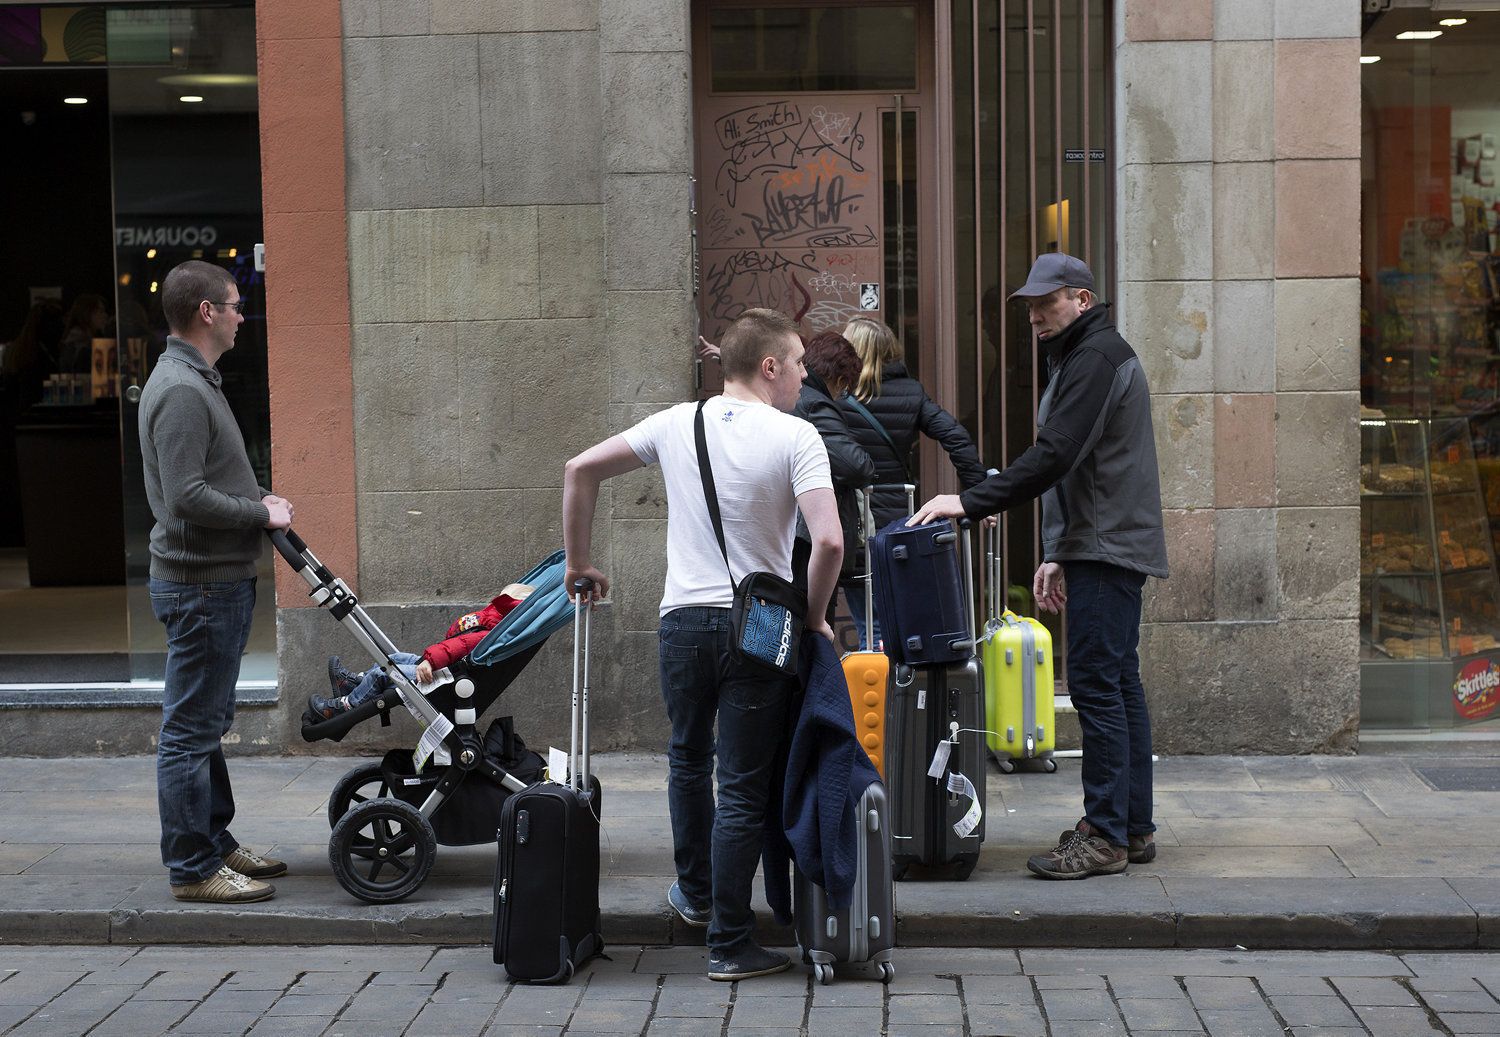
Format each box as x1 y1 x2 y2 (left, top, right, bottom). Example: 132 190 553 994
843 488 893 777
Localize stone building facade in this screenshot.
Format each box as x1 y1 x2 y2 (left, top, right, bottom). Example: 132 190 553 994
249 0 1362 756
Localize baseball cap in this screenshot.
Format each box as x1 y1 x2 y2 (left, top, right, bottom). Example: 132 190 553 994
1009 253 1096 299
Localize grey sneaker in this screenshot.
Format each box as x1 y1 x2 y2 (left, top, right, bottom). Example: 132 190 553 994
1057 819 1156 865
171 866 275 904
667 881 709 927
708 943 791 982
1027 830 1128 880
225 845 287 879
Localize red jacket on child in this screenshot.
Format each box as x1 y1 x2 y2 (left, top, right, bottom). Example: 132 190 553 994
420 593 526 670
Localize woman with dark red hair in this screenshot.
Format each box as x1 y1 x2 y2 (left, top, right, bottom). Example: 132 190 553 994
792 330 876 623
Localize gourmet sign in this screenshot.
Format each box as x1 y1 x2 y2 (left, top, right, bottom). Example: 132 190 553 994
1453 657 1500 721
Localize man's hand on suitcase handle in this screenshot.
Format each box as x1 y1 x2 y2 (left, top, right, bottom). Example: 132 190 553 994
909 494 965 526
568 567 608 603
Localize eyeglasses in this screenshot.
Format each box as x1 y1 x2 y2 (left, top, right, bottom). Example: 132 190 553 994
209 299 246 314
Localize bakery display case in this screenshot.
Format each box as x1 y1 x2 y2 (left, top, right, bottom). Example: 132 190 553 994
1361 415 1500 724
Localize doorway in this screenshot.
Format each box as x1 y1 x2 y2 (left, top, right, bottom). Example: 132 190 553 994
691 1 939 393
0 4 272 687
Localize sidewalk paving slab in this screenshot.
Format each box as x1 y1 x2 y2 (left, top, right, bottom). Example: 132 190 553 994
4 753 1500 950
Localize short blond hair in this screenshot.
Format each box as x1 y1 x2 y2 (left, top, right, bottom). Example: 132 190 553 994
844 317 901 401
720 308 799 382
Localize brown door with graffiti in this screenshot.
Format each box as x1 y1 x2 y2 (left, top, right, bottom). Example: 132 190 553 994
691 2 935 391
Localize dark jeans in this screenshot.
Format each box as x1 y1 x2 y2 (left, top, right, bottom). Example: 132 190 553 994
347 652 420 707
842 576 880 651
658 606 795 956
149 576 257 885
1063 561 1153 848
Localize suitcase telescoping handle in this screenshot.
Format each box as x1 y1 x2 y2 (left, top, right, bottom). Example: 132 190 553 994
959 518 978 648
857 486 876 653
571 577 593 796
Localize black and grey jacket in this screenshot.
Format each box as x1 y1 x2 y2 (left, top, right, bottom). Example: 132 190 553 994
838 362 989 529
793 371 876 570
960 305 1169 579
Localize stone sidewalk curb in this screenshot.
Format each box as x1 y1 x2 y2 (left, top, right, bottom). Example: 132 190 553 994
0 877 1492 950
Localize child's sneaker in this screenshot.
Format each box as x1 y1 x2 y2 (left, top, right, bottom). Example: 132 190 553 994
308 693 351 720
171 866 274 904
327 655 359 698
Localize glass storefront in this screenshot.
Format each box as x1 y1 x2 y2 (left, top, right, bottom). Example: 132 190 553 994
1360 8 1500 728
0 4 272 687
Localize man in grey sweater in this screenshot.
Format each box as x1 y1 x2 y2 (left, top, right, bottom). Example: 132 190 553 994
139 261 294 903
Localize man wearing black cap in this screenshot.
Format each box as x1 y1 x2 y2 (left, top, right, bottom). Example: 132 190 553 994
911 252 1168 880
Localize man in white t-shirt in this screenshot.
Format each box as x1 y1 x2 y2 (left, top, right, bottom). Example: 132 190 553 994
563 308 842 981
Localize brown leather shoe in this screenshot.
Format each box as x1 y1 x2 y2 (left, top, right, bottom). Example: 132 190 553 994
1028 830 1128 880
1058 819 1156 864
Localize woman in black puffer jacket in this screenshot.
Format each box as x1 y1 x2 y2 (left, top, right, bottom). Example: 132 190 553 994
836 317 989 646
792 331 876 623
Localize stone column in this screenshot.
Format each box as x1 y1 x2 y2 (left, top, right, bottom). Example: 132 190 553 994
1116 0 1360 753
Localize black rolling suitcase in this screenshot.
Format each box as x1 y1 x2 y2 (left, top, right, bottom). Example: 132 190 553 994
870 515 971 666
885 521 987 880
492 580 603 983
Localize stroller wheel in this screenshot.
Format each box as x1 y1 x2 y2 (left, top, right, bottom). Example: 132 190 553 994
327 762 391 838
329 798 436 903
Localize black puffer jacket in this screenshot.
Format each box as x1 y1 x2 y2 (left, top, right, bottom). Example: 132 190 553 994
793 372 876 572
837 362 989 528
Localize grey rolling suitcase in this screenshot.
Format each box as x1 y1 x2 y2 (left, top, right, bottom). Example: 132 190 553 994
793 781 896 985
885 521 987 881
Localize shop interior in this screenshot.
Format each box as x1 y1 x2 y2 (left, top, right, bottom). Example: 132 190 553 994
0 5 273 687
1360 7 1500 729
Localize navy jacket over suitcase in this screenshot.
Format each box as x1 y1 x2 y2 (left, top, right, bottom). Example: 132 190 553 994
870 519 971 665
492 583 604 983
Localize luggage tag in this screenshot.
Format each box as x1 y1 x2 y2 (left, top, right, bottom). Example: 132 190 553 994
947 771 983 838
548 746 568 784
927 739 952 779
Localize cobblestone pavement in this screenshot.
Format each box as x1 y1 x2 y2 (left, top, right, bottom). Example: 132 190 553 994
4 945 1500 1036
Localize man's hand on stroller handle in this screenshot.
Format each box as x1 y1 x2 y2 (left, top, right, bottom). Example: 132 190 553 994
262 494 294 529
568 564 609 602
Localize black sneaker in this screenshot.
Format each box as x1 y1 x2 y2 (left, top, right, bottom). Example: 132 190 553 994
307 693 350 721
707 943 791 982
667 881 710 928
327 655 358 698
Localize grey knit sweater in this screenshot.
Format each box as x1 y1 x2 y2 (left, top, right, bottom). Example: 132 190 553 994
138 338 269 583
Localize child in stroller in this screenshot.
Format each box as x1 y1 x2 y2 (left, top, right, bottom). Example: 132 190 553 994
271 528 584 903
309 583 535 720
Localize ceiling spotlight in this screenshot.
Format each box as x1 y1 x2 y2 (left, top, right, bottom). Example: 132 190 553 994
1361 55 1382 63
1439 18 1468 27
1396 29 1443 39
63 97 88 105
179 95 204 103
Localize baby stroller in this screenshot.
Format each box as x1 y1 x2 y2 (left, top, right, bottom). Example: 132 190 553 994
271 529 578 903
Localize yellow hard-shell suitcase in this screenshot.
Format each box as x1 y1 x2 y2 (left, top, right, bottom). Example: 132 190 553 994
981 527 1057 773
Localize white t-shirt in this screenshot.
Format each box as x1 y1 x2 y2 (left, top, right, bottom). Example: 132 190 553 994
622 395 832 616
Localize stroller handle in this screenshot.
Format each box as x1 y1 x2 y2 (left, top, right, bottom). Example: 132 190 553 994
267 528 306 571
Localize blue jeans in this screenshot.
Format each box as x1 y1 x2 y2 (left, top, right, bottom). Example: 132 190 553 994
841 577 881 651
149 577 257 885
347 652 420 707
1063 561 1153 847
658 607 795 956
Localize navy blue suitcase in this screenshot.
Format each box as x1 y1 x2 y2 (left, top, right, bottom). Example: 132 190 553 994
870 519 971 666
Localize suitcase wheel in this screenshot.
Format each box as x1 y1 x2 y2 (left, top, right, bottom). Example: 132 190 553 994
1043 758 1058 774
814 963 834 986
329 797 437 903
954 857 977 881
880 962 895 985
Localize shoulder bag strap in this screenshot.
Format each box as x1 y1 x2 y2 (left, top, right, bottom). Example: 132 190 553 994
694 400 736 583
842 393 911 481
